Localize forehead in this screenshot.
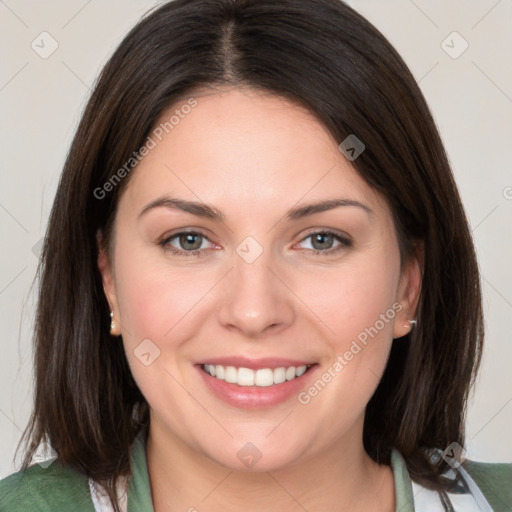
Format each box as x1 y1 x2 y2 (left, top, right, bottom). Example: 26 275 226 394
121 87 386 218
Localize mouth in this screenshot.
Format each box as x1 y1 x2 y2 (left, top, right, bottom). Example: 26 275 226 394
201 363 314 387
195 359 319 409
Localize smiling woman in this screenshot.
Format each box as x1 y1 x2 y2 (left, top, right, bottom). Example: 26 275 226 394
1 1 511 512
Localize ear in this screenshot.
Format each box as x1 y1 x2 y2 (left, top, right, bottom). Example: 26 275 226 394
393 241 423 338
96 229 121 335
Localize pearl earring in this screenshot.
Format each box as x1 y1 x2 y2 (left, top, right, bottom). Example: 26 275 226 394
110 311 118 336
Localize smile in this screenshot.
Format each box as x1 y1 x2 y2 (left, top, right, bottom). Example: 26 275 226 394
196 359 319 409
202 364 313 387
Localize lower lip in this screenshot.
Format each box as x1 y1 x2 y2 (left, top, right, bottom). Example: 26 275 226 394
195 364 318 409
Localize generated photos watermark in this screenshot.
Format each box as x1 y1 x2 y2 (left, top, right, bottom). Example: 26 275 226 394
298 301 403 405
93 97 198 200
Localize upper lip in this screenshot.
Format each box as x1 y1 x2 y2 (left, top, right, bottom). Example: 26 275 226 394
197 357 316 370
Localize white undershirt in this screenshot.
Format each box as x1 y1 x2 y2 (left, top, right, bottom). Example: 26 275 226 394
88 477 128 512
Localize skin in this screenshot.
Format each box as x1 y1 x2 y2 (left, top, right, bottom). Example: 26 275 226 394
98 86 422 512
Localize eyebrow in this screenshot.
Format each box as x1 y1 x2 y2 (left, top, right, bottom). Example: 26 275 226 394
138 196 373 222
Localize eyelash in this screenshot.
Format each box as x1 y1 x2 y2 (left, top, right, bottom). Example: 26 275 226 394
159 229 352 258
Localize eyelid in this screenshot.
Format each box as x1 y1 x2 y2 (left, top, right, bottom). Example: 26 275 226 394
297 228 352 244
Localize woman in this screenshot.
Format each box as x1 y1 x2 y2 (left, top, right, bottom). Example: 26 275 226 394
1 0 510 511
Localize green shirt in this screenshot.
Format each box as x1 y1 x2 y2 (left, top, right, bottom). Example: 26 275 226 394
1 434 511 511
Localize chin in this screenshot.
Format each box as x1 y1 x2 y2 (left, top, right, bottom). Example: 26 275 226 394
199 434 308 473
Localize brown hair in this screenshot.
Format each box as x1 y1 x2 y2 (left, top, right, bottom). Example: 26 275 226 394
17 0 483 509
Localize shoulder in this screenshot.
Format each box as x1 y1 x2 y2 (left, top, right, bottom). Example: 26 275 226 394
463 459 512 511
0 460 95 512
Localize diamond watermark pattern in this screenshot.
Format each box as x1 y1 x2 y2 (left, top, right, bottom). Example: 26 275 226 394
237 442 263 468
441 442 468 469
32 441 58 469
31 32 59 59
134 338 161 366
31 237 44 258
236 236 263 264
338 134 365 161
441 31 469 60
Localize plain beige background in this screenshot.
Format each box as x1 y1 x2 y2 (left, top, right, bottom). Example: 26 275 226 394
1 0 511 480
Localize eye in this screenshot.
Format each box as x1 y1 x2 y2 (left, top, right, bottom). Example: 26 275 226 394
160 230 215 257
296 230 352 255
159 229 352 257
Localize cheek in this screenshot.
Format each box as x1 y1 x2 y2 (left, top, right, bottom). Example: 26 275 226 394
305 253 401 346
296 248 401 408
117 266 189 333
113 252 207 424
112 224 212 343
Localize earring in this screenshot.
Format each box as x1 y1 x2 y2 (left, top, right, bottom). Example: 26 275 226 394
110 311 120 336
404 319 417 329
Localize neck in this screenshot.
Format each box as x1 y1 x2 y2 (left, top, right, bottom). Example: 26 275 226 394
146 417 395 512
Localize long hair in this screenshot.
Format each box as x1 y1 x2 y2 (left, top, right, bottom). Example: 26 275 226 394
17 1 483 509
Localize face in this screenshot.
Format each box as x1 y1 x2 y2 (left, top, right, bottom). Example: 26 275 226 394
98 86 421 471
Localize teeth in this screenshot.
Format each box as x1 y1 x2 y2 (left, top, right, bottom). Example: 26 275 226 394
273 367 286 384
238 367 254 386
295 366 307 377
202 364 311 386
215 365 224 379
255 368 274 387
225 366 237 384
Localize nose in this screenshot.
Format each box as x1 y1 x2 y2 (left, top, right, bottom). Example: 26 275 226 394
217 245 295 338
